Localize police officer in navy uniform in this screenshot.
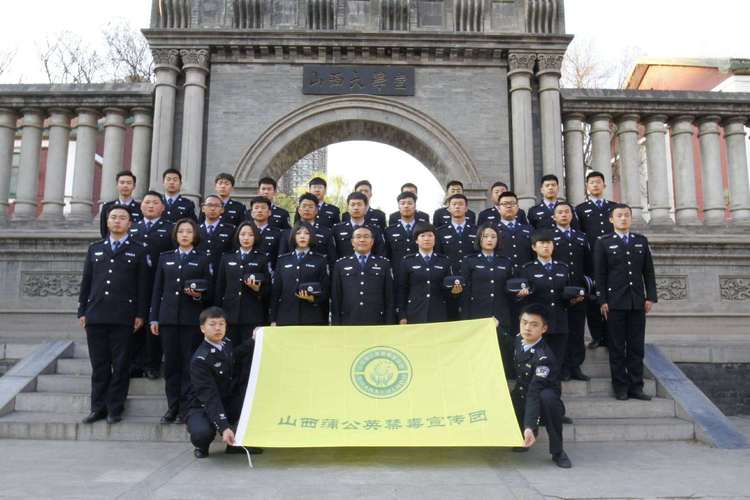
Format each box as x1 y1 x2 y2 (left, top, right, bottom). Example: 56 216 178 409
280 193 337 268
341 180 387 230
99 170 142 238
461 223 517 378
528 174 579 230
478 181 529 227
197 195 236 272
129 191 175 380
433 180 477 228
436 193 476 320
388 183 430 227
307 176 341 228
249 196 285 270
493 192 535 273
332 192 386 258
575 171 617 350
384 191 420 276
214 221 270 345
78 206 149 425
331 226 395 325
258 177 291 230
150 218 213 424
511 303 571 468
594 203 657 401
186 307 250 458
162 168 197 222
271 222 330 326
552 202 591 381
202 173 246 227
397 223 461 324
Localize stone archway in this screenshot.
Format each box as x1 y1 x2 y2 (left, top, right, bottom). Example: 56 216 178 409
234 95 481 190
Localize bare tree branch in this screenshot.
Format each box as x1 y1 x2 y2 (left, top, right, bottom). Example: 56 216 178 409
103 19 153 83
38 31 104 84
0 48 16 78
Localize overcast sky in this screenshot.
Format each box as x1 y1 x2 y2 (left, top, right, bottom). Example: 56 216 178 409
0 0 747 213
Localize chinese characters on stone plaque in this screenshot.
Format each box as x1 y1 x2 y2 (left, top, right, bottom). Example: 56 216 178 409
303 65 416 96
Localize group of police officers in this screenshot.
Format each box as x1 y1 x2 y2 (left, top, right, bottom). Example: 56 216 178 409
78 166 658 467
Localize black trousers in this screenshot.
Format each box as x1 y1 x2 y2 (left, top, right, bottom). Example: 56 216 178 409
186 393 243 452
607 309 646 394
497 329 516 380
85 324 132 416
130 325 163 373
586 298 607 344
564 305 587 371
160 325 202 411
512 388 564 456
543 332 568 371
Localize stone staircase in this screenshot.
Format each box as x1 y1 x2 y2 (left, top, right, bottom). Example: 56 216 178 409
0 341 696 443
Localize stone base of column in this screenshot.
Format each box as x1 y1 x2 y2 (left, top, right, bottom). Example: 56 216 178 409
675 208 702 226
703 209 727 225
67 202 95 223
12 201 38 221
648 211 673 226
732 209 750 224
39 202 66 222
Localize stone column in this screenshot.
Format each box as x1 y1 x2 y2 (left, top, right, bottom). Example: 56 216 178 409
13 109 45 221
697 116 725 225
68 108 100 222
179 48 210 204
131 107 153 201
537 53 565 198
99 108 127 210
616 114 643 222
670 115 700 225
149 48 180 190
643 115 672 225
508 52 536 209
0 109 16 223
39 109 72 221
562 112 586 206
589 113 614 199
723 117 750 223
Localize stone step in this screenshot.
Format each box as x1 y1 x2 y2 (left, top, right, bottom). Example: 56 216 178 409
561 378 656 397
0 359 17 375
564 396 676 419
73 343 89 359
577 361 613 378
14 393 169 417
3 343 39 360
56 358 92 375
535 417 695 443
36 375 165 396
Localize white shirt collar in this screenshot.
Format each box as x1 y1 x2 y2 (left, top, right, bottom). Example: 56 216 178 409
522 338 542 352
144 217 160 225
256 223 268 231
556 225 571 232
615 231 630 239
350 219 365 227
118 198 133 205
355 252 371 260
109 235 128 246
538 258 552 265
205 339 223 351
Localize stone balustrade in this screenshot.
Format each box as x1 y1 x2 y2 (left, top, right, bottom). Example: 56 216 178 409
561 89 750 226
0 84 154 225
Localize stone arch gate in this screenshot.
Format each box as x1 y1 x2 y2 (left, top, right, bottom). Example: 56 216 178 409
143 0 572 209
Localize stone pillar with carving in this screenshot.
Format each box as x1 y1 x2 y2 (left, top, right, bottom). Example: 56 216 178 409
643 115 672 225
99 108 128 210
562 112 585 206
40 109 73 221
149 48 180 190
537 53 565 198
670 115 700 225
131 107 153 201
179 48 210 203
616 114 643 222
697 116 725 225
0 109 16 223
508 52 536 209
723 117 750 224
13 109 45 221
589 113 613 199
68 108 100 222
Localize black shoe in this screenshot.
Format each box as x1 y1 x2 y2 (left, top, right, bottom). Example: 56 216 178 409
570 367 591 381
560 369 572 382
615 391 629 401
628 390 652 401
194 448 209 459
81 410 107 424
587 339 606 349
160 407 179 424
512 446 529 453
561 415 573 424
107 414 122 425
145 369 160 380
129 368 144 378
553 451 572 468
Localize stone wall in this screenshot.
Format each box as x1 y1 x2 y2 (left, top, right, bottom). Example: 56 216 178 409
678 363 750 415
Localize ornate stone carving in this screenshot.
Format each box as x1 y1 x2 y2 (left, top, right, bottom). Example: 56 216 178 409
656 276 688 301
536 53 564 73
508 53 536 73
21 272 81 298
720 277 750 301
180 49 210 68
152 48 180 67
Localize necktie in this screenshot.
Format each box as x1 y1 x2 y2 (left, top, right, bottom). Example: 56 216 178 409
424 254 431 264
548 202 555 211
207 225 214 235
596 199 603 209
167 198 174 208
181 252 188 263
622 234 629 245
564 230 571 240
544 262 552 272
297 252 305 261
359 255 367 268
456 225 463 236
112 240 121 252
405 223 412 236
508 222 515 231
145 221 152 232
486 254 494 264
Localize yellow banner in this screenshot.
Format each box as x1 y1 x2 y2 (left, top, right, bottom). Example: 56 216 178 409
236 318 523 447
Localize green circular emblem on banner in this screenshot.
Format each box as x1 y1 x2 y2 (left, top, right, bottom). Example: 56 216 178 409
351 346 412 399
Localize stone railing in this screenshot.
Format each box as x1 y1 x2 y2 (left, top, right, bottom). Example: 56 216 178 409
0 84 154 225
560 89 750 226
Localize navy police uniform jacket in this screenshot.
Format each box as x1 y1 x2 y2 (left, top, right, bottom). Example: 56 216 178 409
594 232 658 310
342 207 387 231
279 222 337 268
255 224 285 270
520 260 571 334
214 250 270 326
331 222 386 258
575 199 616 248
552 227 590 288
512 336 561 431
461 253 515 333
99 199 142 238
269 204 291 230
331 255 395 325
129 218 175 282
197 222 235 269
497 222 535 272
200 198 245 228
312 202 341 228
528 200 579 230
150 249 212 326
384 223 419 273
270 251 330 326
436 222 476 271
388 210 430 227
78 238 150 325
397 253 455 323
163 194 196 222
432 207 477 228
477 206 529 226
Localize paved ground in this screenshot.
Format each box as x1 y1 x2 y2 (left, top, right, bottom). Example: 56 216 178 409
3 427 750 500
